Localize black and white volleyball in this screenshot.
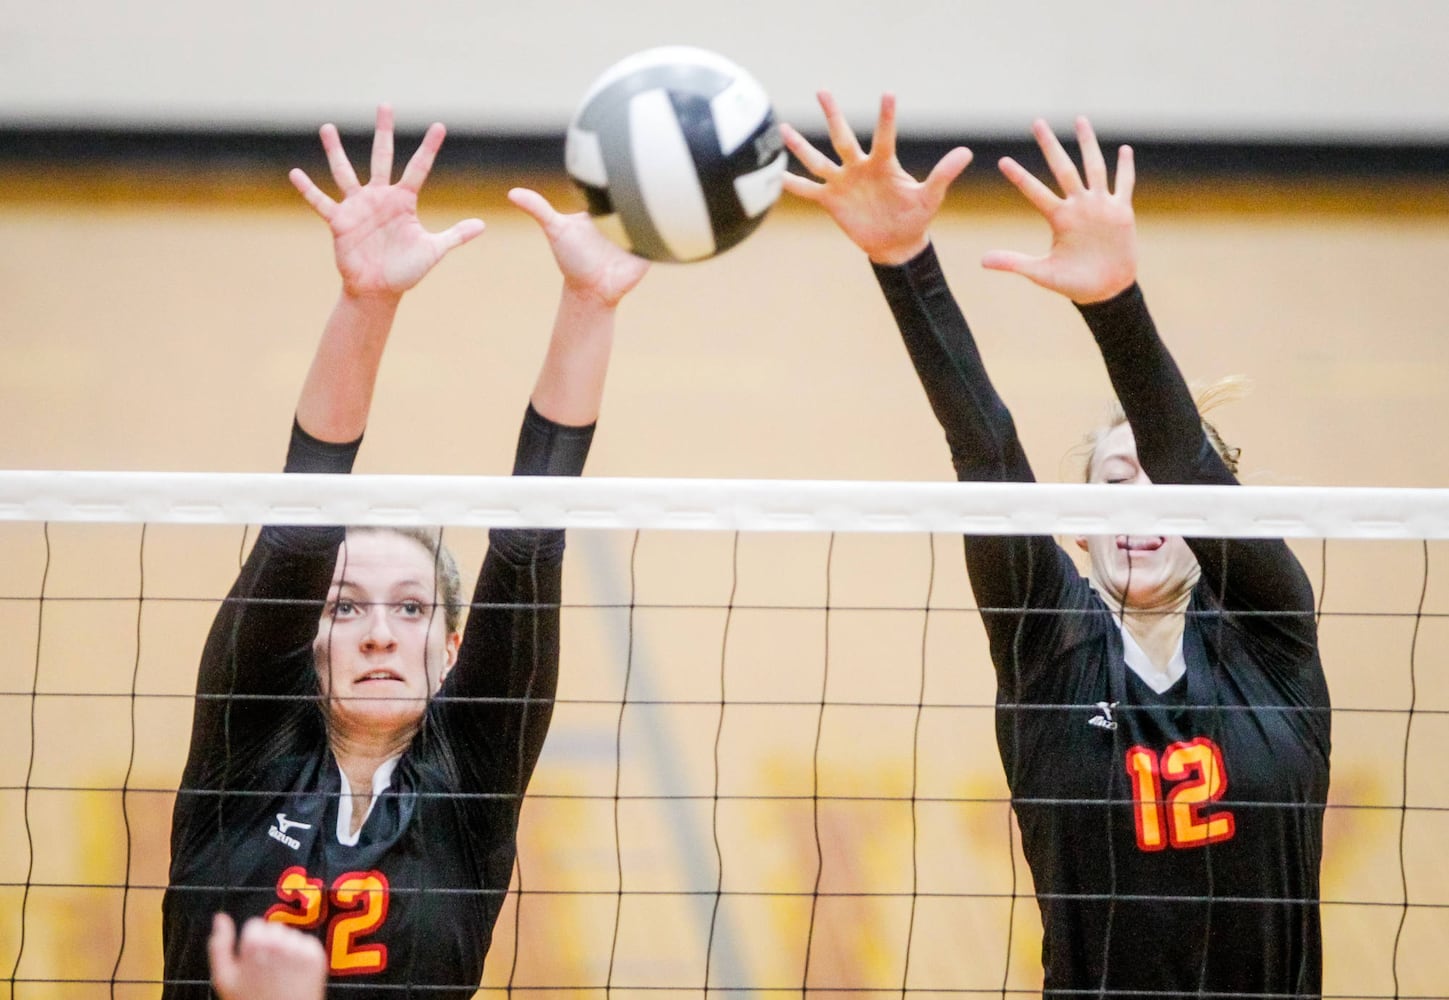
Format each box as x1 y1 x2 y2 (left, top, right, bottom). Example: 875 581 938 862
565 46 786 263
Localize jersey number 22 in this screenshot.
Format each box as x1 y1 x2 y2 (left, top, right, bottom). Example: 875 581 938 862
265 866 391 975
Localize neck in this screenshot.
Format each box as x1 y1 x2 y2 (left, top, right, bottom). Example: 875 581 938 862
329 723 412 836
1119 607 1187 671
1089 572 1194 671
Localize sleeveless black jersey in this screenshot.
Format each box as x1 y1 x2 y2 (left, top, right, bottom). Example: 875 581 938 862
162 405 594 999
875 248 1330 998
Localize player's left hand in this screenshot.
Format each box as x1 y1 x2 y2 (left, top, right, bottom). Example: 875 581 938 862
209 913 327 1000
982 116 1137 304
289 103 485 300
509 187 650 308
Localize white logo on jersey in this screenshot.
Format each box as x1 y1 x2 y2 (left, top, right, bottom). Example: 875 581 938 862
267 812 310 851
1087 701 1118 731
276 813 312 835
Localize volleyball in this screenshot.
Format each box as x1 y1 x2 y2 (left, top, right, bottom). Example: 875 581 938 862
564 46 786 263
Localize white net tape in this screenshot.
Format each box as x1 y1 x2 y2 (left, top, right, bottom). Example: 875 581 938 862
2 470 1448 537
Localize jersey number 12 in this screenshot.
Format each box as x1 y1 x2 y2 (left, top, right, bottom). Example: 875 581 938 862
1124 737 1236 852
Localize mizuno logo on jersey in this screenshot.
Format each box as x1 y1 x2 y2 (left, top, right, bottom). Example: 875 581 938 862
276 813 311 835
268 812 310 851
1088 701 1118 730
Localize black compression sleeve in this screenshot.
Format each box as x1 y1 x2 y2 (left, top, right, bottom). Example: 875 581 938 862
871 244 1095 682
1075 284 1231 486
488 404 595 565
1076 284 1318 627
282 418 363 475
270 419 361 552
512 404 595 478
871 244 1033 484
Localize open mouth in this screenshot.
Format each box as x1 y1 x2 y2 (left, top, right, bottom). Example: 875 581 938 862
1117 535 1165 553
357 670 405 684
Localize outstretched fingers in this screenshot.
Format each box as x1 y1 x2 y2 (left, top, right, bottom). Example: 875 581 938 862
399 122 447 193
980 248 1043 278
997 155 1061 217
434 217 486 253
369 103 395 186
1032 118 1083 195
870 93 898 163
985 116 1140 302
1076 116 1109 191
779 121 838 183
780 170 826 202
288 168 337 220
922 145 974 203
1070 117 1134 202
1114 143 1136 201
817 90 865 164
507 186 560 232
319 122 360 194
509 186 648 305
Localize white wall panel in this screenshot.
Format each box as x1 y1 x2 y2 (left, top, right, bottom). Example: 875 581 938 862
2 0 1447 139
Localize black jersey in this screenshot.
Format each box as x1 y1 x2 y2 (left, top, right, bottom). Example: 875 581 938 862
162 405 594 999
875 248 1330 998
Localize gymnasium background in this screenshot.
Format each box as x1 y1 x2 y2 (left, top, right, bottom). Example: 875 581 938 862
2 2 1447 996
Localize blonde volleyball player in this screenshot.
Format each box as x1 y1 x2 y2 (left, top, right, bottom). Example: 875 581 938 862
163 105 648 998
782 93 1329 998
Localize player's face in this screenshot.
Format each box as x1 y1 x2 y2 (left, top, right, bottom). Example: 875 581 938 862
1077 422 1201 610
313 530 461 742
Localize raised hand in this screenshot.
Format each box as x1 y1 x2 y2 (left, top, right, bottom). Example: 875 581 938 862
209 913 327 1000
780 91 972 266
508 187 649 307
289 104 485 299
982 116 1137 304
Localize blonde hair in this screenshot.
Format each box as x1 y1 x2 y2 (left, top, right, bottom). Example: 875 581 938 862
1081 375 1250 481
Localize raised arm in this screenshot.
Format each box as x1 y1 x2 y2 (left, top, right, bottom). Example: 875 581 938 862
442 190 648 796
781 92 1089 672
183 106 484 791
289 103 485 442
781 93 1012 477
986 117 1316 633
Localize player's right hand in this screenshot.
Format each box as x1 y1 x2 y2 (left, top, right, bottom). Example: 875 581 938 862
289 103 485 299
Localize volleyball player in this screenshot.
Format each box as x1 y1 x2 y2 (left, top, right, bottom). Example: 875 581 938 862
782 93 1330 997
162 105 648 997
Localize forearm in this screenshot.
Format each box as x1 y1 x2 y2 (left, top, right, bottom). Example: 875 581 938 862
442 545 561 801
446 406 578 790
294 290 400 443
183 420 357 788
201 420 357 700
873 245 1034 484
1079 286 1317 619
187 548 326 784
874 245 1078 633
528 285 618 428
1076 284 1226 485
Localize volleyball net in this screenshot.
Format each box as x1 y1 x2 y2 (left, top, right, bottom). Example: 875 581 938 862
1 471 1446 998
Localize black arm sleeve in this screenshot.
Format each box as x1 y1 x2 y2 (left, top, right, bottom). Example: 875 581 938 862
873 246 1092 685
1077 285 1317 654
441 404 594 805
178 420 358 794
